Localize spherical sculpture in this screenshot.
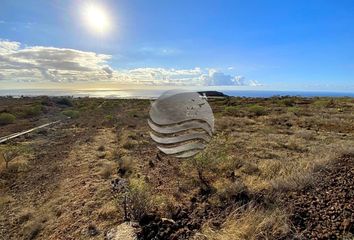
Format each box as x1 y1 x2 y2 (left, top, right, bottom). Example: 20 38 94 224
148 90 214 158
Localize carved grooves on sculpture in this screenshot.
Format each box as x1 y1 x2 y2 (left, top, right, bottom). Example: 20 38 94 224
148 118 213 158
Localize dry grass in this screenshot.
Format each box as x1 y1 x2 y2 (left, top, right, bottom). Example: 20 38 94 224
22 221 42 240
119 129 140 151
17 208 34 224
117 155 135 177
201 207 291 240
98 201 120 221
0 194 14 207
127 178 153 221
98 161 115 179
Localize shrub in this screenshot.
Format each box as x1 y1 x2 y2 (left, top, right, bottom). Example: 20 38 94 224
247 104 267 116
312 98 335 108
122 140 138 150
128 178 153 221
224 106 242 116
62 110 80 119
187 134 231 194
40 97 53 106
22 219 43 240
117 155 134 177
0 113 16 125
55 97 73 107
17 208 34 224
105 114 115 122
213 179 247 204
2 150 19 169
99 163 113 179
280 98 296 107
22 105 42 118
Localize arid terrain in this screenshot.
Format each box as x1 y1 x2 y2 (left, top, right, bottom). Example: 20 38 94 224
0 95 353 240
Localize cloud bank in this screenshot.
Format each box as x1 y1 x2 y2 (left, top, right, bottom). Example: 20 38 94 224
0 40 260 86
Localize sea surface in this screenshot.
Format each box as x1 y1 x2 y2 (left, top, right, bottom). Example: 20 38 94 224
0 89 353 99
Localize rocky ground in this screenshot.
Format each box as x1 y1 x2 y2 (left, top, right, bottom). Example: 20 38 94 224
137 189 259 240
282 154 354 239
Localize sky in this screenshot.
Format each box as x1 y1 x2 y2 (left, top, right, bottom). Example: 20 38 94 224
0 0 353 91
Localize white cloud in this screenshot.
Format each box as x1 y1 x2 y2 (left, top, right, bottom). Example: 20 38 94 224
200 69 247 86
0 40 20 54
0 39 260 86
249 80 263 86
0 40 111 82
139 47 180 56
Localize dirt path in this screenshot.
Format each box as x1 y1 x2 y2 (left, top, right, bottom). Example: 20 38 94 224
44 127 119 239
1 126 120 240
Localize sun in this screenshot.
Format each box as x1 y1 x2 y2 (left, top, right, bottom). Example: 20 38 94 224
82 3 111 35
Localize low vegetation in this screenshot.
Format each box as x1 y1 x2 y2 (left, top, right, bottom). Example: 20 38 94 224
21 104 43 118
0 96 353 239
61 110 80 119
0 112 16 125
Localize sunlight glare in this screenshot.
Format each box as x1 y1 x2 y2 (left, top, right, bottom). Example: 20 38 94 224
82 3 111 35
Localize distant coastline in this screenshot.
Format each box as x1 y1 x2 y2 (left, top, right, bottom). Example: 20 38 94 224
0 89 353 99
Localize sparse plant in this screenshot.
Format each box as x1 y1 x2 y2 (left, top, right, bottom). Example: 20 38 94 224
127 178 153 220
113 178 153 221
2 149 18 169
117 155 134 177
187 134 230 195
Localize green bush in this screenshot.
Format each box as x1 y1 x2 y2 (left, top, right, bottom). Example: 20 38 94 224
62 110 80 119
0 113 16 125
23 105 42 118
40 97 53 106
224 106 242 116
247 105 267 116
55 97 73 107
313 98 335 108
280 98 296 107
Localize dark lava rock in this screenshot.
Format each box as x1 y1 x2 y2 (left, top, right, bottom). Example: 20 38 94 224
281 154 354 239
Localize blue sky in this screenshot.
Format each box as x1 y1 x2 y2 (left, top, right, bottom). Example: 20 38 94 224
0 0 353 91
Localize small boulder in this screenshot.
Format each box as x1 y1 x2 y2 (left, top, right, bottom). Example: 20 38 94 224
97 152 106 159
105 222 138 240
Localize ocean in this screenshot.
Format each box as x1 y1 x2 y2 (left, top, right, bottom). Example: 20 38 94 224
0 89 353 99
